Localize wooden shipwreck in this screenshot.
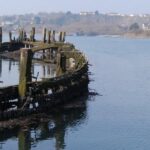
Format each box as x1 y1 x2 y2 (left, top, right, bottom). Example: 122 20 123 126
0 27 89 121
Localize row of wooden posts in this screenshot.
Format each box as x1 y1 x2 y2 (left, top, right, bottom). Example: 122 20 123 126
18 47 67 100
0 27 66 44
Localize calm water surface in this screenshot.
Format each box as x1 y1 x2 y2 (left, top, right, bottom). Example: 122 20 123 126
1 36 150 150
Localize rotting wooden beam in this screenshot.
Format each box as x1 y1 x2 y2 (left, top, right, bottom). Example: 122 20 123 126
18 48 33 100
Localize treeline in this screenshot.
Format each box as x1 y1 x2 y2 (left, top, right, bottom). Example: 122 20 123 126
0 12 150 36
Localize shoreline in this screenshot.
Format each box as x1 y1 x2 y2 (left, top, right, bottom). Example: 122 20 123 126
68 33 150 39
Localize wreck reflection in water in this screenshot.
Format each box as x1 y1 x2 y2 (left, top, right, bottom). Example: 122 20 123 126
0 94 88 150
0 44 90 149
0 58 56 87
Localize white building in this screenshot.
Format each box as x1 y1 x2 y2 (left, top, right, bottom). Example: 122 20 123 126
142 23 150 31
1 21 14 26
80 12 96 16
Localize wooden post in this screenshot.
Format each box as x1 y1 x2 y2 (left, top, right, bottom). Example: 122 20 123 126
19 48 33 100
47 30 51 44
0 27 2 47
52 30 55 42
62 32 66 42
9 31 12 42
21 30 24 41
56 53 61 76
30 27 35 42
56 52 66 76
19 29 24 42
8 31 12 51
43 28 46 43
32 27 35 41
18 29 21 42
43 65 46 77
59 32 62 42
24 31 27 41
59 32 66 42
47 48 51 60
60 54 66 72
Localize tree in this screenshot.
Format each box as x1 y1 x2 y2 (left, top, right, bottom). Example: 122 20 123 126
129 23 140 31
66 11 72 15
95 10 99 15
34 16 41 24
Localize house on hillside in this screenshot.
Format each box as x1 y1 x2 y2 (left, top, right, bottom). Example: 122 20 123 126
142 23 150 31
79 12 96 16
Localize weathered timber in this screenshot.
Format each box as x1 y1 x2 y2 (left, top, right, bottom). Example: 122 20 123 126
32 27 35 41
9 31 12 43
30 27 35 42
18 48 33 100
59 32 66 42
51 30 55 42
43 28 47 43
0 27 89 121
47 30 51 44
59 32 62 42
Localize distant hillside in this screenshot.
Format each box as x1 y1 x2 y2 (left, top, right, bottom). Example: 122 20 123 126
0 12 150 37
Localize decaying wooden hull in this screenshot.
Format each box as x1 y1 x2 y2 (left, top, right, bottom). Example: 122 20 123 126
0 27 89 121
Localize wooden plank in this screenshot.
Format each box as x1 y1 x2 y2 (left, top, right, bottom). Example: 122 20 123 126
18 48 33 99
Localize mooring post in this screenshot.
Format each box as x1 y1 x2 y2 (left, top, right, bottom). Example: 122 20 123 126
43 28 47 43
0 27 2 47
18 48 33 101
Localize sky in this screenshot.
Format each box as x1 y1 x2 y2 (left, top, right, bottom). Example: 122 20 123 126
0 0 150 15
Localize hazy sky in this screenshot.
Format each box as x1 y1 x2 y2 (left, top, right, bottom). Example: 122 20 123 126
0 0 150 15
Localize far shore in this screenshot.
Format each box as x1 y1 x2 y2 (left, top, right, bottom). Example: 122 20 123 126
2 31 150 42
68 33 150 39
